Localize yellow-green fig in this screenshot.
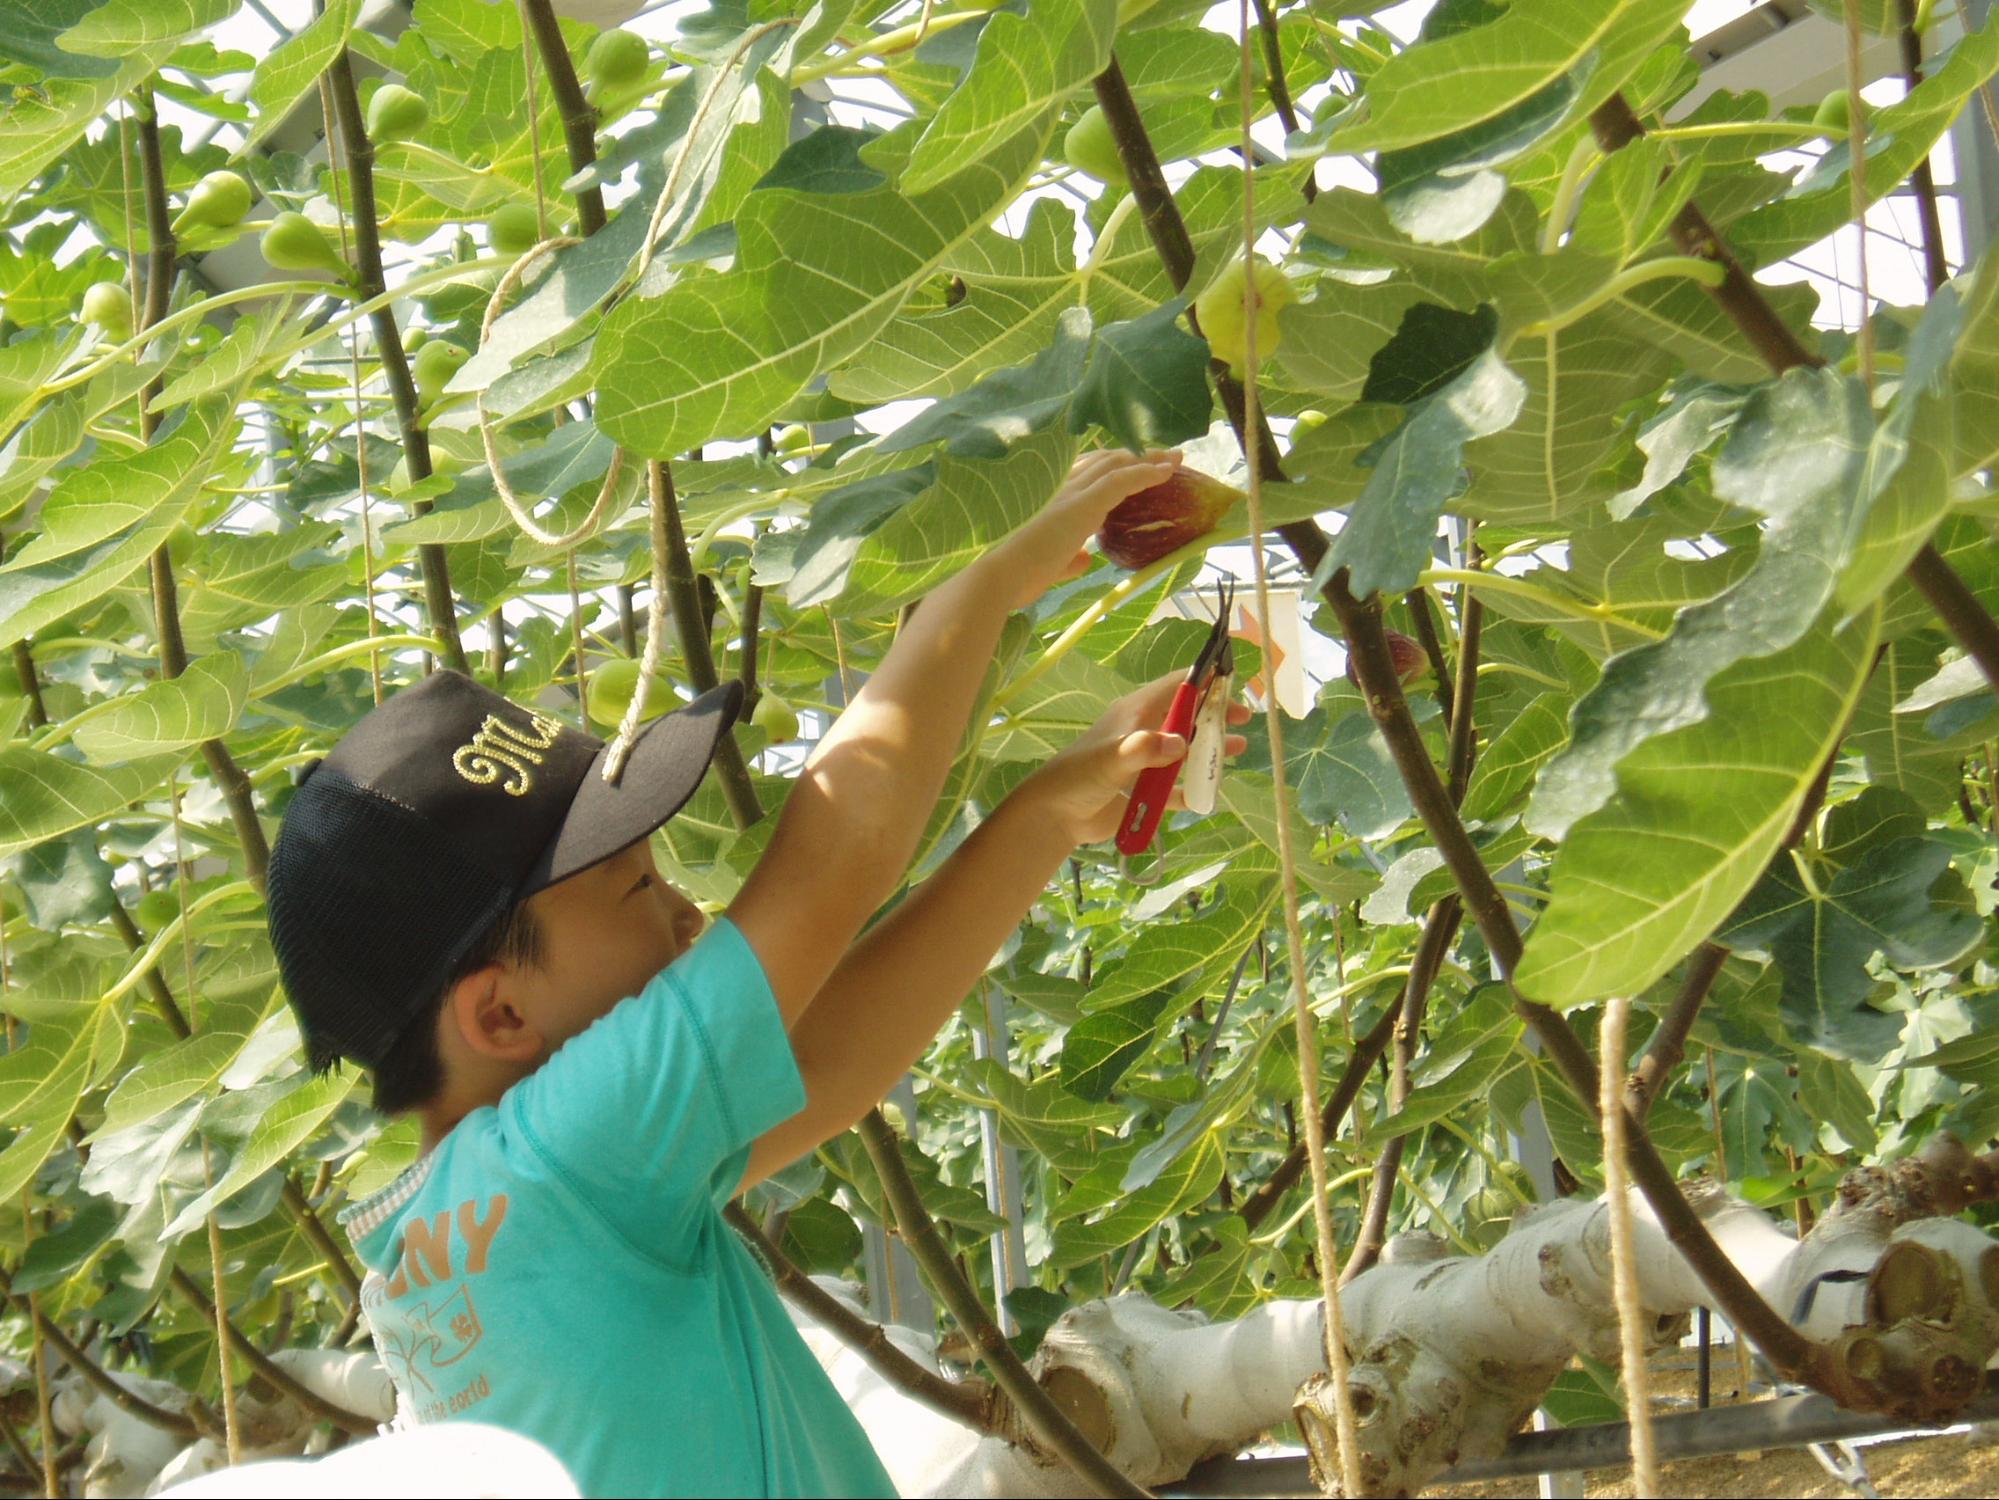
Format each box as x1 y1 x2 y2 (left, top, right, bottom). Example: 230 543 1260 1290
412 340 469 407
1063 105 1126 186
584 29 649 92
585 658 675 729
261 212 350 277
751 693 799 743
367 83 430 144
174 170 252 233
1195 256 1295 377
488 202 542 256
81 279 134 339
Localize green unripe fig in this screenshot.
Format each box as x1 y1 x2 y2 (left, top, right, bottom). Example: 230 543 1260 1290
489 202 542 256
367 83 430 144
1063 105 1127 186
751 693 800 743
261 212 350 277
1812 89 1852 136
585 658 675 729
403 326 429 353
166 521 198 570
1194 256 1295 378
81 279 134 339
412 340 470 408
1291 409 1329 441
136 890 182 931
173 170 252 233
584 28 649 92
773 424 811 454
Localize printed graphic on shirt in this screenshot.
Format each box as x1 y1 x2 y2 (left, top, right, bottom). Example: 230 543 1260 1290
364 1194 507 1422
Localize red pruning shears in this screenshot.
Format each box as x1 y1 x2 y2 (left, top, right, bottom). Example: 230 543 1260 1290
1117 579 1235 858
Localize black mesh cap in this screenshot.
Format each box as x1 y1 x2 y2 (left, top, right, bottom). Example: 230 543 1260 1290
266 671 742 1072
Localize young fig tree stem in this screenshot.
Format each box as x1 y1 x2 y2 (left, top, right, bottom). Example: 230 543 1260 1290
854 1110 1152 1498
324 49 471 676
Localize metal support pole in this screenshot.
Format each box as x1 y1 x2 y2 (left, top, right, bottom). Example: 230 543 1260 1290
972 986 1029 1333
860 1077 936 1334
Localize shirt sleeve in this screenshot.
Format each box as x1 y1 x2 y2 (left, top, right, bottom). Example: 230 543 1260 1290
504 916 805 1248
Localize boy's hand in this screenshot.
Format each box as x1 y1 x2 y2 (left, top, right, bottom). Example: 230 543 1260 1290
973 448 1183 611
1017 673 1252 847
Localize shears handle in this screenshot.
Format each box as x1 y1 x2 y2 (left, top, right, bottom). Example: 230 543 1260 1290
1115 680 1201 856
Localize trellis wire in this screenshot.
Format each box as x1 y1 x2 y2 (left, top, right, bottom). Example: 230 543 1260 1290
1234 8 1363 1496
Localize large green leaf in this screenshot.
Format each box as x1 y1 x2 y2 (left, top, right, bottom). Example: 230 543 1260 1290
593 118 1049 455
1529 292 1957 843
1517 604 1880 1006
233 0 357 157
72 652 249 764
1324 0 1689 155
0 749 183 860
902 0 1116 194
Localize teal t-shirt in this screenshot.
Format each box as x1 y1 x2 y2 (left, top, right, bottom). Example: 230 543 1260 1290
341 918 897 1499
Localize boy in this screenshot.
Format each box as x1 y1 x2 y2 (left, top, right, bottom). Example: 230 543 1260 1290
264 449 1249 1497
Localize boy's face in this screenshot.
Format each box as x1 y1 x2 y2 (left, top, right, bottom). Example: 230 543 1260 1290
507 836 706 1058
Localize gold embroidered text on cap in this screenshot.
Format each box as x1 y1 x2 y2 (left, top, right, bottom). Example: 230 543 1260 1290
451 713 564 796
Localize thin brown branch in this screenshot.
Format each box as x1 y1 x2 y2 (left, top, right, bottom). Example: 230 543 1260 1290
1402 589 1454 731
1343 897 1464 1281
1108 55 1838 1406
655 460 764 829
854 1111 1151 1498
1239 1000 1400 1230
1 1283 198 1438
519 0 607 236
738 575 765 709
324 50 470 676
131 90 271 896
1444 587 1482 805
8 645 47 728
167 1269 375 1435
722 1203 998 1432
1628 943 1728 1122
1249 0 1314 201
1907 544 1999 693
1897 0 1951 294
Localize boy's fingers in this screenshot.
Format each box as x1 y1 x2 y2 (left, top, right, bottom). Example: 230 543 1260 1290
1117 729 1187 770
1223 734 1248 756
1226 702 1253 725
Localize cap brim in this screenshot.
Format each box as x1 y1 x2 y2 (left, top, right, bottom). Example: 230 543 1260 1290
521 680 744 892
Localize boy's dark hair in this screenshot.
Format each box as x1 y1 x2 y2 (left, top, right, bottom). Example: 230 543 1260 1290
370 901 547 1115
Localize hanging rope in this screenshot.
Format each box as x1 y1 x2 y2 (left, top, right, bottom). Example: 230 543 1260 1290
602 458 676 782
1235 8 1363 1496
1600 995 1659 1496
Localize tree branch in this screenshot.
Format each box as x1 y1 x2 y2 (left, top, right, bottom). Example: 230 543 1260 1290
1628 942 1727 1122
132 88 271 896
854 1110 1151 1498
737 571 764 709
166 1269 374 1435
1249 0 1314 201
655 460 765 829
519 0 607 236
323 50 470 676
1239 1000 1400 1230
1343 897 1464 1281
1896 0 1951 295
1401 589 1454 732
1104 50 1839 1404
1906 544 1999 692
722 1203 999 1433
1 1283 198 1438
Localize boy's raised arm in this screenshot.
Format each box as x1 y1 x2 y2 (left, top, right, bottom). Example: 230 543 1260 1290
726 449 1180 1026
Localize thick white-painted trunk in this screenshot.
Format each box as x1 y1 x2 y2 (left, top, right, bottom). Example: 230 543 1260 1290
100 1171 1999 1499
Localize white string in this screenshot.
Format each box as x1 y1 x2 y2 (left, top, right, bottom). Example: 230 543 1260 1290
1601 994 1661 1497
1236 6 1363 1496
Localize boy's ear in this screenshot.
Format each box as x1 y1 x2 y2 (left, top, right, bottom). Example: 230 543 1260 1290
446 965 542 1064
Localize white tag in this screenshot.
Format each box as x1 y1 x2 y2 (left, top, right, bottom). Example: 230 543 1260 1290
1184 673 1230 816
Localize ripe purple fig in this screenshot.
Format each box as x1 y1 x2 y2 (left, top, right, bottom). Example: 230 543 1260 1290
1096 469 1244 570
1344 628 1430 689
